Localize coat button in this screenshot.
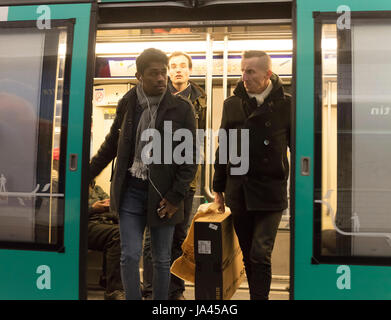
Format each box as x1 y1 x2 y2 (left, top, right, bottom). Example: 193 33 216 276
264 139 270 146
265 121 271 127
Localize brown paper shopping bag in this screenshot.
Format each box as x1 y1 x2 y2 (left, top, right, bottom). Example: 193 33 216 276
170 202 220 283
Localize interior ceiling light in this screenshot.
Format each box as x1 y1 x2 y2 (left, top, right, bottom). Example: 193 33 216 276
96 39 293 55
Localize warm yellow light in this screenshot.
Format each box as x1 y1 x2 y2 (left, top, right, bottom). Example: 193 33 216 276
322 38 337 51
223 39 293 52
96 41 208 55
95 39 293 55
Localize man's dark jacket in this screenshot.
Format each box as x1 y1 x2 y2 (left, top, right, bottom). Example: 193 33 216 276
213 73 291 211
90 86 197 227
168 78 206 190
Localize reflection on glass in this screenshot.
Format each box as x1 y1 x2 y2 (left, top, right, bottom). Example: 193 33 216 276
320 24 338 256
318 21 391 258
48 30 67 244
0 26 68 249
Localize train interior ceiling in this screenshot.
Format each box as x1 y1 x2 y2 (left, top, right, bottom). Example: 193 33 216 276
88 24 292 298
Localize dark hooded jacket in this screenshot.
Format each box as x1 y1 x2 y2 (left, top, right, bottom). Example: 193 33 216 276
90 86 197 227
213 73 291 211
168 79 206 190
168 79 206 130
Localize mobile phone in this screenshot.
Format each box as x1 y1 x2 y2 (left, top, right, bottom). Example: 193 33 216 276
157 205 166 214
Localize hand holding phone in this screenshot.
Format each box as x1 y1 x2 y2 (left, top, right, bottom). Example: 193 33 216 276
157 198 178 219
157 204 166 218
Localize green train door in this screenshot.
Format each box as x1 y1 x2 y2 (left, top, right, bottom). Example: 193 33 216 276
294 0 391 299
0 1 96 299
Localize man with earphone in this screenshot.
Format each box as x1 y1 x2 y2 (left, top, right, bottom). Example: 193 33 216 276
142 51 207 300
90 48 197 300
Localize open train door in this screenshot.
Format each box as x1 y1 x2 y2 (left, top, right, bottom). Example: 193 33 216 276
294 0 391 299
0 1 96 299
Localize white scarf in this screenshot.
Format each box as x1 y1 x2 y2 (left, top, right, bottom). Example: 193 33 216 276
248 81 273 106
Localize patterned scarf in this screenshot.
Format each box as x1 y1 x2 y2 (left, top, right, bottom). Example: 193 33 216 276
128 83 165 180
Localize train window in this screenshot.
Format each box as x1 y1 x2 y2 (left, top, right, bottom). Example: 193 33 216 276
314 15 391 263
0 21 73 251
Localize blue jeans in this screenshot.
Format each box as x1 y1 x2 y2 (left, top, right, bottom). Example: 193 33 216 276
119 184 175 300
142 188 196 298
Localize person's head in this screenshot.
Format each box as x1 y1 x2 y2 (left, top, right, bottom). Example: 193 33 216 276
241 50 272 94
168 51 192 90
135 48 168 96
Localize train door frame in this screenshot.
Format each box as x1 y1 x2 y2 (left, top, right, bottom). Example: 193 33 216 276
294 0 391 299
94 0 296 300
0 0 97 299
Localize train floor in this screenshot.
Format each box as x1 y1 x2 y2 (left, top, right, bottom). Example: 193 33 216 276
86 228 291 300
87 275 290 300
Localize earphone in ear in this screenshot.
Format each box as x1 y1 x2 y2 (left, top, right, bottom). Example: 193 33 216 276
136 72 142 83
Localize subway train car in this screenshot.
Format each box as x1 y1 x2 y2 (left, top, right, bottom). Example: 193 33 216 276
0 0 391 300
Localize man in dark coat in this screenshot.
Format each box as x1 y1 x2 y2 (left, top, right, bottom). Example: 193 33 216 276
213 50 291 300
142 51 207 300
90 48 197 300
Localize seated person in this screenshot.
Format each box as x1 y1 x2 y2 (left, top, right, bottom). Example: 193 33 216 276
88 181 124 300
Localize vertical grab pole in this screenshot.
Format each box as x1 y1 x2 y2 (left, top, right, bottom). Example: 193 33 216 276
223 33 228 101
327 81 332 198
204 31 214 201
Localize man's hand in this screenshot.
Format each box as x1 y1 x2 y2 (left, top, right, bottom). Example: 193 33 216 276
91 199 110 213
157 198 178 219
214 192 225 213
